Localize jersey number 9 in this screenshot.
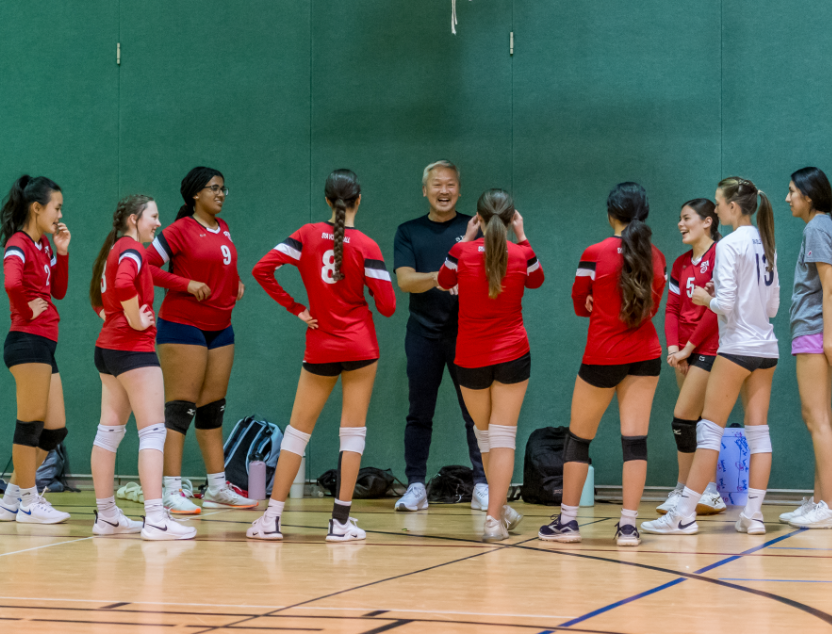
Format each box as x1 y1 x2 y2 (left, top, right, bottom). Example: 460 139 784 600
221 245 232 266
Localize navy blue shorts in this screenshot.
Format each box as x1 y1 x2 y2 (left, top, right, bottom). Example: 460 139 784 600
156 318 235 350
4 332 59 374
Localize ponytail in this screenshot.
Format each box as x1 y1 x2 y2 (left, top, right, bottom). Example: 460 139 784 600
177 166 224 221
90 229 119 308
718 176 775 272
324 169 361 282
757 191 775 272
0 175 61 246
332 199 347 281
484 214 508 299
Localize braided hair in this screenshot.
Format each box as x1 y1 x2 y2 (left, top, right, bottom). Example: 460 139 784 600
176 166 224 221
0 175 61 246
324 169 361 282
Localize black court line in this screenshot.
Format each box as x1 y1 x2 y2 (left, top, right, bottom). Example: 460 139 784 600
359 620 412 634
363 610 389 617
101 602 131 610
31 618 175 627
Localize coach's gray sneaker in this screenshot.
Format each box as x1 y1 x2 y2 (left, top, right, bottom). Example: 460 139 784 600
395 483 428 512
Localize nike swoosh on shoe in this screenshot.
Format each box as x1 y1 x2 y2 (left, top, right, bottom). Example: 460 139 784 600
679 520 696 529
146 523 168 532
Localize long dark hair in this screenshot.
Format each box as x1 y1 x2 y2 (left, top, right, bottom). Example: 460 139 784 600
0 175 61 246
90 195 154 308
324 169 361 282
607 182 654 328
176 166 224 221
718 177 775 271
791 166 832 214
682 198 721 241
476 189 515 299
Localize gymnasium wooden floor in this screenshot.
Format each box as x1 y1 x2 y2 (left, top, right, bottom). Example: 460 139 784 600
1 494 830 633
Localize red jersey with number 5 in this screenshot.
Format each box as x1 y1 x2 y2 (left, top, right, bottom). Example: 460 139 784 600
665 244 719 356
96 237 156 352
252 221 396 363
3 232 68 341
145 216 239 331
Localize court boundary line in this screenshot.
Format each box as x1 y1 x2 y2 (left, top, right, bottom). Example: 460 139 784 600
0 536 92 558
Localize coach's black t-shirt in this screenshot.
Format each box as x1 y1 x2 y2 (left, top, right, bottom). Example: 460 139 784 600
394 212 471 339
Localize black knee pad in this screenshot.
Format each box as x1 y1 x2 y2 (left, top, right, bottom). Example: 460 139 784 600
622 435 648 462
38 427 68 451
563 431 592 464
164 400 196 435
13 420 44 448
194 398 226 430
671 417 698 453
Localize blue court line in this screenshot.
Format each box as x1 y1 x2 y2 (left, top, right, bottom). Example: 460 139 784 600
720 578 832 583
555 529 801 629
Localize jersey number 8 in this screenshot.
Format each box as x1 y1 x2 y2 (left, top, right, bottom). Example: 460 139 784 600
321 249 337 284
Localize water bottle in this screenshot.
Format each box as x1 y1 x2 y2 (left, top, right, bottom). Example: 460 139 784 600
290 453 306 499
248 452 266 500
717 425 749 506
579 464 595 507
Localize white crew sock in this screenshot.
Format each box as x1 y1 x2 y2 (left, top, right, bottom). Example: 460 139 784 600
676 487 700 518
705 482 718 495
3 483 20 504
96 496 118 521
207 472 226 492
144 498 165 523
264 499 285 520
163 476 182 493
619 508 638 528
560 503 579 525
20 486 37 507
744 488 767 517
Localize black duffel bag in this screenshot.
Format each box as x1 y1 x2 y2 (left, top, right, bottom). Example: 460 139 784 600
317 467 397 498
521 426 569 505
426 465 474 504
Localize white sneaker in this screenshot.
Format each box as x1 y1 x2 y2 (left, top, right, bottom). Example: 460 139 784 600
503 504 524 532
696 489 727 515
141 511 197 541
395 483 428 512
483 515 509 542
471 483 489 510
0 498 19 521
735 511 766 535
789 501 832 529
93 509 143 535
247 514 283 540
16 490 70 524
656 488 682 515
202 483 257 509
640 511 698 535
163 487 201 515
326 517 366 542
780 497 814 524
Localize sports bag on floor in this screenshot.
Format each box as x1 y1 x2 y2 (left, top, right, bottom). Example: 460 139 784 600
426 465 474 503
223 416 283 495
36 443 79 492
317 467 397 498
521 426 568 505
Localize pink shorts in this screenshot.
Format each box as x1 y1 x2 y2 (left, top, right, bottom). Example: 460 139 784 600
792 333 824 355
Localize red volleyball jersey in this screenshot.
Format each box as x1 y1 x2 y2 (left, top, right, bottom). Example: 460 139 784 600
95 237 156 352
572 236 666 365
252 222 396 364
146 216 239 330
665 244 719 356
437 238 544 368
3 232 68 341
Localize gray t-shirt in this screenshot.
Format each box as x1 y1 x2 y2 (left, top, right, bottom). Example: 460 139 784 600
790 213 832 339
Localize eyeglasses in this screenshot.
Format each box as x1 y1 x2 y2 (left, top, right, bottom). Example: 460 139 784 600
202 185 229 196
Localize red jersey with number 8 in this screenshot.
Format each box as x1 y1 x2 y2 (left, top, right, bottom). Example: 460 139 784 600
252 221 396 363
145 216 239 330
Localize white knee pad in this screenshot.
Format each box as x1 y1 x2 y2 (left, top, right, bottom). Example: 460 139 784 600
473 427 490 453
138 423 167 453
339 427 366 455
745 425 772 454
281 425 311 456
489 424 517 450
93 424 126 453
696 419 724 451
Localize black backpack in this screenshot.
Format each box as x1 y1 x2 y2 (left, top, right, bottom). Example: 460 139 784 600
317 467 398 498
521 427 569 505
426 465 474 503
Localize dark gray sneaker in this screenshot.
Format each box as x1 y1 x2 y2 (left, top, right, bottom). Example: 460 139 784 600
538 515 581 543
615 522 641 546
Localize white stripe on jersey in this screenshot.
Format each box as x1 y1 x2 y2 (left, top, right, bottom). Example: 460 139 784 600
669 281 680 295
276 243 301 260
527 260 541 275
4 249 25 263
119 251 143 271
151 237 170 263
365 267 391 282
575 268 595 279
50 256 57 268
443 258 457 270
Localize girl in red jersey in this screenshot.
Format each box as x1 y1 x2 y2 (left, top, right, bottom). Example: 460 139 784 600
88 195 195 540
656 199 725 517
0 176 71 525
145 167 254 513
248 169 395 542
538 182 666 547
437 189 544 542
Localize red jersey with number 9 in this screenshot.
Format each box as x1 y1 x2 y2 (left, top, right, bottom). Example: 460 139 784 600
252 221 396 363
145 216 240 330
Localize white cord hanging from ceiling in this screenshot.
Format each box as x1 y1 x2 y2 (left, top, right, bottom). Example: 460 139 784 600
451 0 472 35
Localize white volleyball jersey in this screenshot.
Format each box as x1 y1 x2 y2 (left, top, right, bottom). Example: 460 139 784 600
709 225 780 357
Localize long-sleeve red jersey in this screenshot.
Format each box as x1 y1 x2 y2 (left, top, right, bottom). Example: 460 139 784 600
146 216 239 330
95 237 156 352
252 222 396 364
665 244 719 356
572 236 666 365
437 238 544 369
3 232 68 341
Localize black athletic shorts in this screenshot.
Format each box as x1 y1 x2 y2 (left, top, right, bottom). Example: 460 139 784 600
578 357 661 389
4 332 58 374
302 358 378 377
95 346 161 377
718 353 778 372
456 352 531 390
688 353 716 372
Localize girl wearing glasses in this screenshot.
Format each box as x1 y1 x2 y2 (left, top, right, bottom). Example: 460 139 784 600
145 166 254 514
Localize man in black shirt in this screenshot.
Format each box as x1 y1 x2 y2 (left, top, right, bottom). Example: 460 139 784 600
393 160 487 512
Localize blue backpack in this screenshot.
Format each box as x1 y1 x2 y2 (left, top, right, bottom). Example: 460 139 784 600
223 416 283 495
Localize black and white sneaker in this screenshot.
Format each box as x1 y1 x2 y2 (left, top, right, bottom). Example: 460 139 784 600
326 517 366 542
247 514 283 540
538 515 581 542
614 523 641 546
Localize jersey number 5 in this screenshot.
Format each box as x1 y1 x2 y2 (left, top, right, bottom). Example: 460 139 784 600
221 245 232 265
321 249 336 284
686 277 695 298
